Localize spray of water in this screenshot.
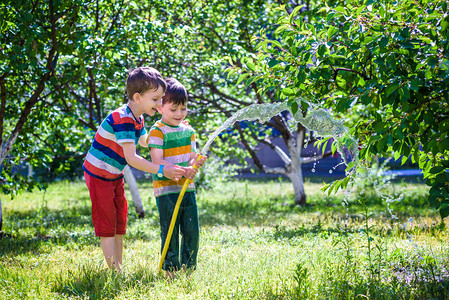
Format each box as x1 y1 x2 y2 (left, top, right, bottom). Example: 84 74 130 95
200 100 358 168
201 100 409 255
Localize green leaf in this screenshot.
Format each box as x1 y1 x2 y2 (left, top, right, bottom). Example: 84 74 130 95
327 26 338 40
408 80 419 91
331 141 337 155
436 173 449 184
401 155 408 165
440 203 449 219
430 166 445 174
333 178 343 193
268 59 280 68
377 137 386 153
226 68 238 78
297 70 306 84
289 5 305 23
385 83 399 96
379 36 389 48
327 181 335 196
237 73 249 85
442 20 449 32
357 77 366 87
334 6 346 13
326 12 336 22
321 183 330 193
442 160 449 168
290 101 298 114
341 175 350 189
282 87 295 96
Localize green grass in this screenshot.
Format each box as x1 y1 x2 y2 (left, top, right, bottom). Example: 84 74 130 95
0 178 448 299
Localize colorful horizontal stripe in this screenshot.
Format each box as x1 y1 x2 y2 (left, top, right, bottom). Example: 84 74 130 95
83 105 146 181
148 120 196 196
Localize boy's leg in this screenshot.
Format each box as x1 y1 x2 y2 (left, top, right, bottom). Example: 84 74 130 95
114 234 123 267
100 234 123 271
100 236 117 270
85 173 127 271
113 178 127 269
180 192 199 269
156 194 181 271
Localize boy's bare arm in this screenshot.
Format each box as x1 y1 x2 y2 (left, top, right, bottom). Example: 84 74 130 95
150 148 176 166
122 142 183 180
150 147 196 179
138 133 149 148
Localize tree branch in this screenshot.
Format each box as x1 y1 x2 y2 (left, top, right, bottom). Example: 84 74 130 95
205 82 252 106
0 0 58 164
302 150 333 164
264 166 287 175
258 138 292 165
0 76 6 148
78 117 97 132
233 121 266 172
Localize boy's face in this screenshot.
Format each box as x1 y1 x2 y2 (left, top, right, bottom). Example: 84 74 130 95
158 101 188 126
138 86 164 116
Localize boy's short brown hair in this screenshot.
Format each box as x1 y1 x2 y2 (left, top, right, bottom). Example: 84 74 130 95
126 67 166 101
162 78 188 106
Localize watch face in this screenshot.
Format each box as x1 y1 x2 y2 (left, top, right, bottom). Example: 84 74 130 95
157 173 163 178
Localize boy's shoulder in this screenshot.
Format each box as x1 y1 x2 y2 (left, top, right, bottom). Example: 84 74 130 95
109 104 128 116
107 105 139 124
150 120 165 130
180 120 195 131
150 120 194 132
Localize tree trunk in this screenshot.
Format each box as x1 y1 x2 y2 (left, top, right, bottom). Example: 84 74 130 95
123 165 145 218
289 126 306 206
288 170 307 206
0 197 2 233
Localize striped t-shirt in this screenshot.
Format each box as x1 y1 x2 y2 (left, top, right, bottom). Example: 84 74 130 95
83 105 146 181
148 120 196 197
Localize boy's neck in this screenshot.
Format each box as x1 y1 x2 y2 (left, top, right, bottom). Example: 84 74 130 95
127 101 141 119
160 118 180 127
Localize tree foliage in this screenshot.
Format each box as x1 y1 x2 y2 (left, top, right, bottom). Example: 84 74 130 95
2 0 447 216
234 0 449 217
0 0 85 196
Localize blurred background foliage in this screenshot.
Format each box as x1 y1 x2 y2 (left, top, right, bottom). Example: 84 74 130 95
0 0 447 215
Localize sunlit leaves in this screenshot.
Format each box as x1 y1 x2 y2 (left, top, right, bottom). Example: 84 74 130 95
229 0 449 214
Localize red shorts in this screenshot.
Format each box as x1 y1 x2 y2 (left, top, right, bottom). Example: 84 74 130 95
84 172 128 237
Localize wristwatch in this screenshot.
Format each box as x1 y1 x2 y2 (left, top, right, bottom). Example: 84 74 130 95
157 165 164 178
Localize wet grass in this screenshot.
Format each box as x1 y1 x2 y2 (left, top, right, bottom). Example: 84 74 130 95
0 178 448 299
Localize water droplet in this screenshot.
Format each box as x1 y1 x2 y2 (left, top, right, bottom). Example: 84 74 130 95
329 170 333 174
312 169 315 173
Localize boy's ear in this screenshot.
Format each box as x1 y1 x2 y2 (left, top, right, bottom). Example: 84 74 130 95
157 106 163 113
132 92 140 102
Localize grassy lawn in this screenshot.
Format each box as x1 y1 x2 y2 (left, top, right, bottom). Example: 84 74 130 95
0 178 448 299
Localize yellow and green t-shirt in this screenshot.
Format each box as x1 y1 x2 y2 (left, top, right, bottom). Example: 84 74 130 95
148 120 196 197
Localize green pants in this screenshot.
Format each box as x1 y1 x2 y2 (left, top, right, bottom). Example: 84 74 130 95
156 191 199 271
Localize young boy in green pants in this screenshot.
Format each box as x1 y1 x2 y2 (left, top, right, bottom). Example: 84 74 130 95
148 78 207 274
83 67 184 271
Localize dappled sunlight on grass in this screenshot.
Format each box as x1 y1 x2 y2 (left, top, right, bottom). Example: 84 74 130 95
1 178 448 299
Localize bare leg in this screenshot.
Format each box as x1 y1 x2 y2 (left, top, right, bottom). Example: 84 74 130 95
114 234 123 269
100 236 116 269
100 235 123 271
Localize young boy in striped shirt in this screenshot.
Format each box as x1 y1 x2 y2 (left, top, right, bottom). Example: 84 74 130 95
83 67 184 271
148 78 207 275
